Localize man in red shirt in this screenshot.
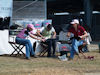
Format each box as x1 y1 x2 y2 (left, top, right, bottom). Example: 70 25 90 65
67 19 87 60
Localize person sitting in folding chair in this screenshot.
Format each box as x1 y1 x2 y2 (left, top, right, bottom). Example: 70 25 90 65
16 24 44 59
37 24 56 57
67 19 88 60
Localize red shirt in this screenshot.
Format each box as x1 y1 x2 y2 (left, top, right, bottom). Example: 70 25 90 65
69 25 85 37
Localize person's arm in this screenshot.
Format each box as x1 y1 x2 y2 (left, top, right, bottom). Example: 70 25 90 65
36 28 45 39
29 34 45 41
79 31 88 39
66 27 73 38
67 32 71 37
79 26 88 39
52 31 56 38
51 27 56 38
37 27 45 39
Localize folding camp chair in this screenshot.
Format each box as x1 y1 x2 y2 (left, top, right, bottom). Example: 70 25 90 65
39 43 48 56
9 41 25 56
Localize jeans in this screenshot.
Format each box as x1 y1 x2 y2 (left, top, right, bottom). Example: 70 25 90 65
42 39 56 57
70 39 83 59
16 37 35 58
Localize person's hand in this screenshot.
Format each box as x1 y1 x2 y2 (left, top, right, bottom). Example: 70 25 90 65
42 37 45 39
41 39 46 42
52 36 56 39
79 36 83 39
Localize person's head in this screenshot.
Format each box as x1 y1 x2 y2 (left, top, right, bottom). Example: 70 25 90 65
70 19 79 28
46 24 52 31
27 24 34 31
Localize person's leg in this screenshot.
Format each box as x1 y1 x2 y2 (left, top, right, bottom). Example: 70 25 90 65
99 43 100 53
83 45 89 52
70 39 83 59
45 39 52 57
60 51 64 56
25 44 30 58
16 37 30 58
79 41 88 52
16 37 35 58
52 39 56 56
60 51 68 56
33 42 36 52
27 40 35 56
70 46 75 59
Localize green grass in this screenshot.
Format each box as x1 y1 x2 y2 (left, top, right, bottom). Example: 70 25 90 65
0 51 100 75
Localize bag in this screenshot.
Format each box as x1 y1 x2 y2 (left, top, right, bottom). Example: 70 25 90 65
59 44 71 52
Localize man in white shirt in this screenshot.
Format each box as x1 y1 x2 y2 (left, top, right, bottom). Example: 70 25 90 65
37 24 56 57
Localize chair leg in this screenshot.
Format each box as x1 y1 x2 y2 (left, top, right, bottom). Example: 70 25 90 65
9 43 25 56
10 50 16 56
10 44 19 56
80 50 87 58
15 44 25 56
38 43 49 57
39 47 48 56
18 45 25 56
41 49 48 56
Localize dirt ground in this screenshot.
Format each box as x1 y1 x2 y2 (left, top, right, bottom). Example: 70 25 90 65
0 51 100 75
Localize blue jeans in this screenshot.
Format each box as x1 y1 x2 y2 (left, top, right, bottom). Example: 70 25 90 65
16 37 35 58
70 39 83 59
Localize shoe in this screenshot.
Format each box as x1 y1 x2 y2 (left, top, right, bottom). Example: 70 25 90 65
62 55 68 61
52 55 56 58
62 58 68 61
26 57 30 60
75 52 79 55
58 55 68 61
32 55 38 58
47 55 51 57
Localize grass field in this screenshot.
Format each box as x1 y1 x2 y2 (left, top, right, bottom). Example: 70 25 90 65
0 50 100 75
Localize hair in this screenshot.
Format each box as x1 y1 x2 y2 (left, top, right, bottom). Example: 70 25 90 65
77 23 80 26
47 24 52 30
27 25 29 30
27 26 33 32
